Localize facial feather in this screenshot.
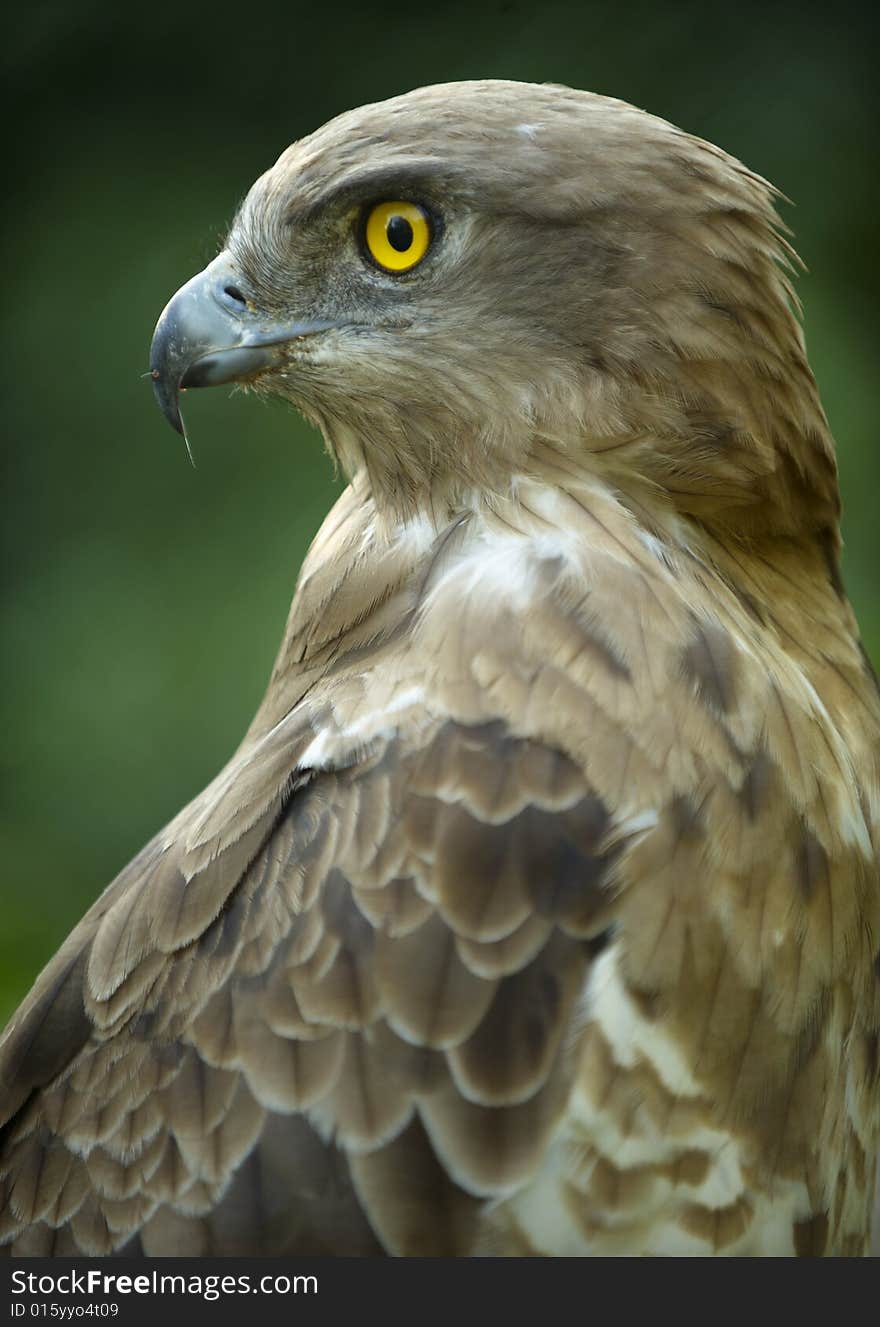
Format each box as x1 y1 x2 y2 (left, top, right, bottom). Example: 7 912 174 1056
223 80 835 537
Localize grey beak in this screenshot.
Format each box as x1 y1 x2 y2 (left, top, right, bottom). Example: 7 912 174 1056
149 252 337 436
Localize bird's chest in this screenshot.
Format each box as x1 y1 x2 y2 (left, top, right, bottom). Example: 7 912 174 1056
484 948 808 1256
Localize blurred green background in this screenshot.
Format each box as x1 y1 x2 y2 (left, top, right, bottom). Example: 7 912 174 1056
2 0 878 1024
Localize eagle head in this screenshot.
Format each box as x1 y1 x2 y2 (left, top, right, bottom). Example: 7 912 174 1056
151 80 838 535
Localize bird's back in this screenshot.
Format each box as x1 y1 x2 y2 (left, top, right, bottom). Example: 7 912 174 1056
2 467 878 1256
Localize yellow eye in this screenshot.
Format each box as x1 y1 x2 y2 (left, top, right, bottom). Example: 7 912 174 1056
364 201 431 273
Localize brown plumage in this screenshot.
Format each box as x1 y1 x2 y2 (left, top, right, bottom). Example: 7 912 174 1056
1 80 878 1257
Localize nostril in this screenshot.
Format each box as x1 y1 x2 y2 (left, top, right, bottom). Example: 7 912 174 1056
223 283 247 307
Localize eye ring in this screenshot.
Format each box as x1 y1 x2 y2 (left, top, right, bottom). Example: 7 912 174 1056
364 201 432 273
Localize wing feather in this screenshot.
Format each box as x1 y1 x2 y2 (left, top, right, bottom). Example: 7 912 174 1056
1 474 878 1256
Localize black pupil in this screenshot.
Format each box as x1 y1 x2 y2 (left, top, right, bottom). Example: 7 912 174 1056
386 214 414 252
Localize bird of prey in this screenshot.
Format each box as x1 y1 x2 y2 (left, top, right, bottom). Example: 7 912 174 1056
1 80 878 1258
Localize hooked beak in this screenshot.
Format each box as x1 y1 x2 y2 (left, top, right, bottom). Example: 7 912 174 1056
149 251 338 436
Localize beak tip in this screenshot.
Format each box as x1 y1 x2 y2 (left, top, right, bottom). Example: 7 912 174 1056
157 392 186 437
149 364 186 436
